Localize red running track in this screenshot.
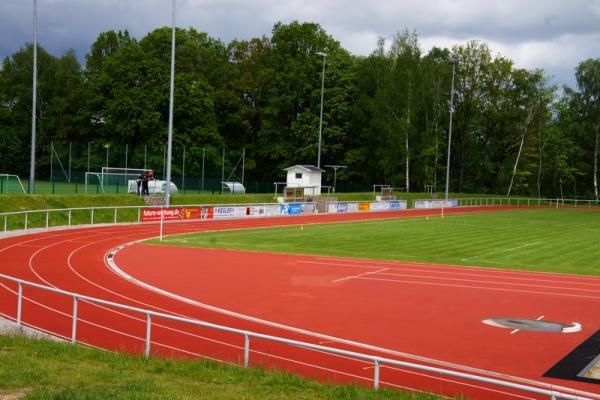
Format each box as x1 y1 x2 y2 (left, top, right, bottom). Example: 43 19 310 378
1 206 599 399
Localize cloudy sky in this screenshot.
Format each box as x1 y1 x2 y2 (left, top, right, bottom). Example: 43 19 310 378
2 0 600 88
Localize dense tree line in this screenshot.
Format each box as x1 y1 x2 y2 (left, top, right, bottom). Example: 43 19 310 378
1 21 599 197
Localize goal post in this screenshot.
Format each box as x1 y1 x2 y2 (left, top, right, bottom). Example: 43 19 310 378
85 171 145 194
0 174 26 194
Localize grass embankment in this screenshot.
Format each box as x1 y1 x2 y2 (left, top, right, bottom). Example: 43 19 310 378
0 191 496 214
0 192 439 231
0 335 440 400
149 208 600 276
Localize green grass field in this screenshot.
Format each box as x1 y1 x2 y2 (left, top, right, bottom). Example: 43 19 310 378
150 208 600 276
0 335 439 400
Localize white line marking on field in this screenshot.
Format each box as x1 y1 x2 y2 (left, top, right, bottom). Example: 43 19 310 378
462 242 543 262
331 268 390 283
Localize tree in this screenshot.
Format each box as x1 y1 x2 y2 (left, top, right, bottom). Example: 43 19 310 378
256 21 355 181
0 44 83 177
82 28 224 174
574 59 600 199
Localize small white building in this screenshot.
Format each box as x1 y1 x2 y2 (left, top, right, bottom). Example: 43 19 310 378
284 165 324 196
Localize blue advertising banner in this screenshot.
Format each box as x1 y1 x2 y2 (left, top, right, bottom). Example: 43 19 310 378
336 203 348 213
288 203 302 215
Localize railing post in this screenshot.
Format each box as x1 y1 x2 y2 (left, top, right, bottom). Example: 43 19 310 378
244 334 250 368
91 208 94 225
45 211 49 230
68 209 72 228
16 282 23 328
373 360 380 390
71 296 78 344
137 208 141 223
114 208 118 224
4 215 7 233
145 313 152 358
24 212 28 231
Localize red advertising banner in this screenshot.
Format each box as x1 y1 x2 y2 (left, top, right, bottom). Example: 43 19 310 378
141 207 213 222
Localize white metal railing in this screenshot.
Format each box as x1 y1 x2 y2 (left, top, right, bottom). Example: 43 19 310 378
0 273 594 399
411 197 600 209
0 202 302 235
1 197 599 235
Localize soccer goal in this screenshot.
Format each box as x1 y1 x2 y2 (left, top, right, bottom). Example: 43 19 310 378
85 168 148 194
0 174 26 194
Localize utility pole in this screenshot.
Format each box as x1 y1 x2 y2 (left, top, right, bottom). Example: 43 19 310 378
165 0 176 207
316 52 327 169
445 60 457 201
28 0 38 194
324 165 347 193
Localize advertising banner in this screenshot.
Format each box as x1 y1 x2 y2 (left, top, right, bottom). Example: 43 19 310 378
141 207 208 222
359 202 370 212
279 203 302 215
213 206 236 219
248 206 265 216
369 202 387 211
327 203 338 213
201 207 213 220
414 200 458 209
336 203 348 213
234 206 249 217
182 208 202 219
264 205 280 216
288 203 302 215
301 203 316 214
347 203 359 213
142 208 182 222
388 200 407 210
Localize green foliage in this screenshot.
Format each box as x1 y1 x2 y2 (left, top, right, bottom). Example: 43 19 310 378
2 24 600 198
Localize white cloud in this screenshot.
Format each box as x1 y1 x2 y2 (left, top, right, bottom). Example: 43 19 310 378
2 0 600 87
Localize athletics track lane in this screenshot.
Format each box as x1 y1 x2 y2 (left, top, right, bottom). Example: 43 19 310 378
1 206 599 399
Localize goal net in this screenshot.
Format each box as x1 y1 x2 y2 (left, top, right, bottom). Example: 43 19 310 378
85 169 148 194
0 174 26 194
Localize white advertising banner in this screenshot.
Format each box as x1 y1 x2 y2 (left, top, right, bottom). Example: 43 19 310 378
369 202 388 211
414 200 458 209
346 202 359 213
213 206 236 219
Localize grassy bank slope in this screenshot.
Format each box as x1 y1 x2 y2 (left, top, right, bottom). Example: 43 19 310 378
0 334 440 400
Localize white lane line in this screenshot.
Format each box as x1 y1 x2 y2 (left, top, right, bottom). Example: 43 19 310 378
375 272 600 293
352 276 600 300
462 242 543 261
304 259 600 285
299 261 600 289
331 268 390 283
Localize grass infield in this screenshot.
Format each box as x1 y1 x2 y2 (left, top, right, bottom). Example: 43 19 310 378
151 208 600 276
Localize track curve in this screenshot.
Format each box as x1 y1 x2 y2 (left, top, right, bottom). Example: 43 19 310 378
2 206 599 400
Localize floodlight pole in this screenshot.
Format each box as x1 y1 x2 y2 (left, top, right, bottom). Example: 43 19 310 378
444 60 457 201
165 0 176 207
28 0 38 194
316 52 327 169
324 165 346 193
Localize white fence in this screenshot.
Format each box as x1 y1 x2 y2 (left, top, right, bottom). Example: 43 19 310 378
0 272 594 399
